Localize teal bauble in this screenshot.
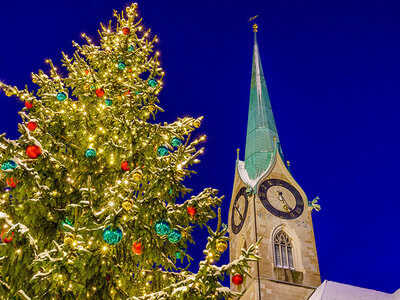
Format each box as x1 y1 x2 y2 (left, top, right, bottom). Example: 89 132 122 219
154 219 170 236
1 160 17 171
157 146 168 157
171 137 181 148
56 92 68 101
105 99 113 106
174 248 186 259
61 218 73 231
128 45 134 52
118 62 126 70
148 78 158 87
85 148 96 158
103 226 123 245
168 229 182 244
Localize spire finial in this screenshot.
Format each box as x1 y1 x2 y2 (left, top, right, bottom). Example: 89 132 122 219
248 15 259 33
253 23 258 33
237 148 240 160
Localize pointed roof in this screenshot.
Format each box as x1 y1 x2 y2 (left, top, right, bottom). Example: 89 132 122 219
244 24 280 180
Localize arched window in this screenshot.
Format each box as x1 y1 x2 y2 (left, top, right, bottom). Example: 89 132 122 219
274 231 294 269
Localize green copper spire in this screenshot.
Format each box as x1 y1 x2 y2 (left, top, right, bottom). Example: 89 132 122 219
244 24 280 179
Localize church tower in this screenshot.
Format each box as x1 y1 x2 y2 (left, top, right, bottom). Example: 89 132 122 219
228 24 321 299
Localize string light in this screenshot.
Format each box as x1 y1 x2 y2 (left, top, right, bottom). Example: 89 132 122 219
0 4 252 298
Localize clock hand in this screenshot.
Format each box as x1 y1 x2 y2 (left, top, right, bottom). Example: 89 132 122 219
276 190 292 211
234 204 244 220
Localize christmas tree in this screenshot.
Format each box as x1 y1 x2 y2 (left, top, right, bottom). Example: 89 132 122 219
0 4 258 299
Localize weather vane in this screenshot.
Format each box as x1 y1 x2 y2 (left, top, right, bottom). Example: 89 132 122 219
248 15 259 22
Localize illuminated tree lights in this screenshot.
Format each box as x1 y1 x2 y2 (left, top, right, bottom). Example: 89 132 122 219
0 3 258 299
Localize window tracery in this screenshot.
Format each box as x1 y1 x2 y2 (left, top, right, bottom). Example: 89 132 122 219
274 230 294 269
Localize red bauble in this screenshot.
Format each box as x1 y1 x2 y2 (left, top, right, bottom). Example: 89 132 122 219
106 275 111 282
121 161 130 171
95 88 105 97
132 242 142 255
27 121 37 131
84 70 89 75
26 145 42 159
232 274 243 285
122 27 130 35
1 229 14 244
6 178 17 188
124 90 130 96
187 206 197 217
25 101 33 109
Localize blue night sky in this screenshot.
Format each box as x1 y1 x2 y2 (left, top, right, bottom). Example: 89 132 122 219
0 0 399 294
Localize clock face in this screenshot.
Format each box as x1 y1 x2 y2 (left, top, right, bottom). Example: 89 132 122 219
258 179 304 219
231 187 249 234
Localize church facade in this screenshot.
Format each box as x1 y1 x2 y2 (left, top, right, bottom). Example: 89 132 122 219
228 24 399 300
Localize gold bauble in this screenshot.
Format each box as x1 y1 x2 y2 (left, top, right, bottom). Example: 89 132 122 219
216 240 228 253
5 90 13 97
64 234 75 245
132 169 143 182
122 200 133 211
193 119 201 128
